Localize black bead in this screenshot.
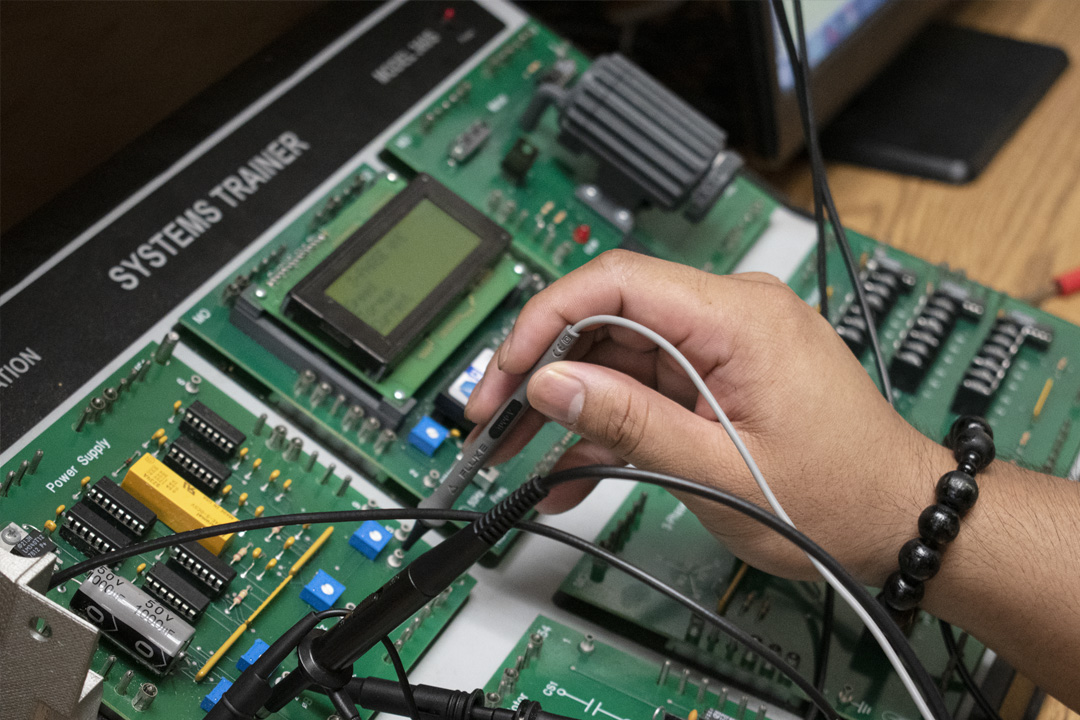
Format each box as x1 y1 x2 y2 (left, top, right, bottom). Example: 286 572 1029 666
898 538 942 581
882 571 924 611
945 416 994 449
952 430 995 470
918 504 960 546
957 461 978 476
936 470 979 514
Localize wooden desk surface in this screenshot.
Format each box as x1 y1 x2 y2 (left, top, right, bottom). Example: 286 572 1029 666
769 0 1080 328
770 2 1079 718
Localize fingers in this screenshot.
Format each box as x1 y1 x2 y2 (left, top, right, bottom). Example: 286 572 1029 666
525 360 748 484
535 441 622 514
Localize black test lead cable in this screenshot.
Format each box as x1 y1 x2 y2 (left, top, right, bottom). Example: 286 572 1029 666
65 500 837 716
775 0 1001 714
769 0 894 406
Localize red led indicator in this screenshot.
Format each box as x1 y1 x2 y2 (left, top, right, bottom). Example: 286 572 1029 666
572 224 591 244
442 7 456 22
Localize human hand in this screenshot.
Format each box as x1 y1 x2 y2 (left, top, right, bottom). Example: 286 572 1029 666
465 250 952 585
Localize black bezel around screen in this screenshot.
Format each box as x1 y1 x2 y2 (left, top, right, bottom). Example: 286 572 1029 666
286 173 511 375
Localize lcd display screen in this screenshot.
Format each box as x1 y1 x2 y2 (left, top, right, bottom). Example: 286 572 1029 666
324 199 481 336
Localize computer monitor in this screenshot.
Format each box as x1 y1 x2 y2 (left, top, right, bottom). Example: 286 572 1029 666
743 0 948 165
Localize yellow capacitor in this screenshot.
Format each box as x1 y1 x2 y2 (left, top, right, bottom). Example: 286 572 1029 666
221 484 232 497
55 505 66 517
252 547 263 560
80 476 92 489
239 447 249 460
136 562 147 574
158 435 168 447
173 400 183 415
44 520 57 534
151 429 164 442
121 453 237 554
268 469 281 484
282 479 292 492
238 492 248 507
254 505 265 518
282 537 295 551
252 458 262 471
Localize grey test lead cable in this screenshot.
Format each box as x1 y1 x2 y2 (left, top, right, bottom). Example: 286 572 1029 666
402 325 580 549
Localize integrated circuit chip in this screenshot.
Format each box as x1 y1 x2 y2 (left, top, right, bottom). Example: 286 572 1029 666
85 477 157 537
143 562 211 622
179 400 246 459
170 540 235 597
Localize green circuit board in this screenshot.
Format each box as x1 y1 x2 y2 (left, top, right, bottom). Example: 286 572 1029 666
788 234 1080 476
0 344 474 720
179 166 577 560
484 616 776 720
385 22 775 279
556 488 983 719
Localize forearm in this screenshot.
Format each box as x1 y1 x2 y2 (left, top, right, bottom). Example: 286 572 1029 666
915 446 1080 706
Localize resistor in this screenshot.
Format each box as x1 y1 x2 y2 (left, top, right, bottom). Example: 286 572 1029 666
539 200 554 216
257 558 277 580
230 544 251 565
226 585 252 614
552 209 567 225
266 527 283 542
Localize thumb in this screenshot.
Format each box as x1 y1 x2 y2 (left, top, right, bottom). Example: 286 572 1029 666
527 361 728 480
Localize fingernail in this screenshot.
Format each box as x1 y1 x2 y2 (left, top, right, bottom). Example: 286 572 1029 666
497 329 513 369
531 367 585 425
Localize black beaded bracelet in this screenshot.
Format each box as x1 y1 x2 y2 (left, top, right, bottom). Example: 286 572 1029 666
879 415 996 622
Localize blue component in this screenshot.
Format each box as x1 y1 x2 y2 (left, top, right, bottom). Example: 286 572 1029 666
408 416 449 457
300 570 346 611
349 520 393 560
201 678 233 712
236 638 271 671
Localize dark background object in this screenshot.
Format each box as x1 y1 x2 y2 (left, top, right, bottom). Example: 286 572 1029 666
0 1 323 234
521 0 949 167
822 24 1069 183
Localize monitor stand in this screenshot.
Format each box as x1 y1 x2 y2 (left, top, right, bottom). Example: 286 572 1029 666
821 24 1068 184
